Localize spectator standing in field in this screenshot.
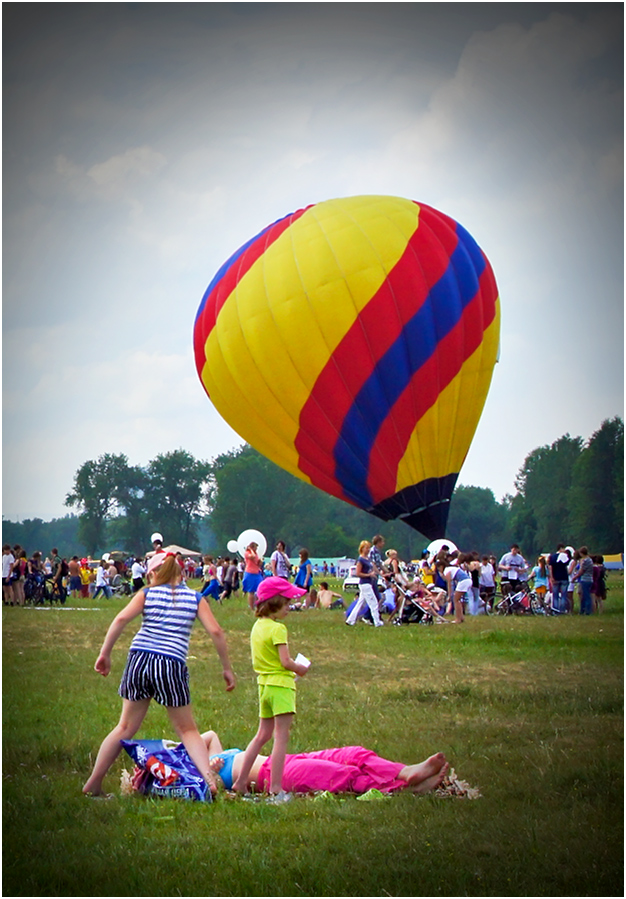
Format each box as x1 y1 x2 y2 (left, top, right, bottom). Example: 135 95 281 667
530 557 550 605
466 552 482 615
592 555 607 613
80 559 91 598
201 556 221 602
574 546 594 615
345 540 384 628
445 553 472 624
243 542 264 610
367 534 386 610
294 549 313 596
3 545 16 605
68 556 82 598
479 555 496 611
548 544 570 614
420 552 435 587
131 557 146 591
498 544 528 593
11 550 28 606
94 560 112 600
50 548 62 587
567 551 580 613
270 541 291 581
220 557 238 601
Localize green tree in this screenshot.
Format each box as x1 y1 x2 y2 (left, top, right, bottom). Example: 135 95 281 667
567 417 624 551
113 464 150 554
65 453 131 555
145 450 211 547
446 485 509 554
510 435 583 556
208 444 430 559
2 515 84 558
209 445 320 552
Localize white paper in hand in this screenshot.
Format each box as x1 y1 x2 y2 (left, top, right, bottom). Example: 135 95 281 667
294 652 311 679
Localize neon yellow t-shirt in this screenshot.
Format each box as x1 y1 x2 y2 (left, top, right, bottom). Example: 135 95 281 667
250 617 295 688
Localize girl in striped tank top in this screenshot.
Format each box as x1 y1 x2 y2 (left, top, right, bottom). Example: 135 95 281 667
83 552 236 798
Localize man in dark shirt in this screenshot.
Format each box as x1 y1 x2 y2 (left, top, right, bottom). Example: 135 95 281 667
548 543 571 613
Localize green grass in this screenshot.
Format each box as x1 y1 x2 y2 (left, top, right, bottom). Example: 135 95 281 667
3 575 623 896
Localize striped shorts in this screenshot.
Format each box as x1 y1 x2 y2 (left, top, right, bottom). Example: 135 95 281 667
119 650 191 707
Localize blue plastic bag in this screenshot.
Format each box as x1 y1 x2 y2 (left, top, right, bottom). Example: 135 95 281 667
121 739 212 802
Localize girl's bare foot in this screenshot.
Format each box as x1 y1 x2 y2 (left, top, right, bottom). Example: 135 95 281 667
410 761 449 794
400 752 446 787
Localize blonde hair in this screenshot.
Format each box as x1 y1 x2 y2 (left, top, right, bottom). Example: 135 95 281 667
358 540 371 555
150 555 182 587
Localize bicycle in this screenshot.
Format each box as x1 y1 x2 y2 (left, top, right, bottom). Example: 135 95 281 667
494 581 542 615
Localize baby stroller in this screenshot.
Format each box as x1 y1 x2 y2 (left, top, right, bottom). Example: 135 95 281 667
392 584 435 626
110 573 132 596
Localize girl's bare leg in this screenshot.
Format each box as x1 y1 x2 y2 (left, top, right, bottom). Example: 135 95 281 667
454 591 464 623
231 718 275 793
167 704 219 794
268 713 293 794
83 697 151 795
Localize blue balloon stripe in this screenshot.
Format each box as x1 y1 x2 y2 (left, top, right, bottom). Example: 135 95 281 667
334 225 486 508
194 211 296 324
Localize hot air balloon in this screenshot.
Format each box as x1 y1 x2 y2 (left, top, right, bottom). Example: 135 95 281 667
194 196 500 539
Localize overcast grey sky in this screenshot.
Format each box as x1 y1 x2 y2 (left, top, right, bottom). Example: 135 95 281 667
3 2 623 523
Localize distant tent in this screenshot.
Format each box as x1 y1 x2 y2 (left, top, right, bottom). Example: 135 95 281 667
146 544 202 559
603 553 623 570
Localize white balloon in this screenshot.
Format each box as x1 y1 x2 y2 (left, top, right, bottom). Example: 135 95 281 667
237 528 267 559
227 539 239 553
426 538 458 561
102 553 111 562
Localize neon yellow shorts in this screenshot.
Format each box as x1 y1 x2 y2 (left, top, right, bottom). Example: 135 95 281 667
258 683 296 718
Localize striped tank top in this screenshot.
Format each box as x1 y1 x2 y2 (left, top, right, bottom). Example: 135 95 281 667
129 584 201 663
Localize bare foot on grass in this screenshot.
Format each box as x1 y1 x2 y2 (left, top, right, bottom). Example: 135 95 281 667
410 761 449 794
400 752 446 787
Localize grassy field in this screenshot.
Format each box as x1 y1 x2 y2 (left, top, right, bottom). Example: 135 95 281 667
3 576 623 897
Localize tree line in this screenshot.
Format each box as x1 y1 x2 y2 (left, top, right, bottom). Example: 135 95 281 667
3 418 622 561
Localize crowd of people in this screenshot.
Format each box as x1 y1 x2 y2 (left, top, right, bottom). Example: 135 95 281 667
345 538 608 623
2 533 611 620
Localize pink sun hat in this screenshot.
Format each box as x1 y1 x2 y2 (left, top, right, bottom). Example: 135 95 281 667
146 551 174 575
255 576 306 605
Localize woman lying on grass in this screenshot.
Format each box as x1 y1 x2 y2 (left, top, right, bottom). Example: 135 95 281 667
200 730 449 795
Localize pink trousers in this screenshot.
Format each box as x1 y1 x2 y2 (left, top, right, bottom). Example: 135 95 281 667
256 745 405 793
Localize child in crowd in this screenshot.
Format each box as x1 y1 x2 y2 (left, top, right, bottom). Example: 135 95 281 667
79 559 91 599
531 556 550 604
82 552 236 798
591 555 606 613
243 542 264 610
231 576 310 803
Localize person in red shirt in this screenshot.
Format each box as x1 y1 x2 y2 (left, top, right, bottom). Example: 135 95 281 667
243 542 263 609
